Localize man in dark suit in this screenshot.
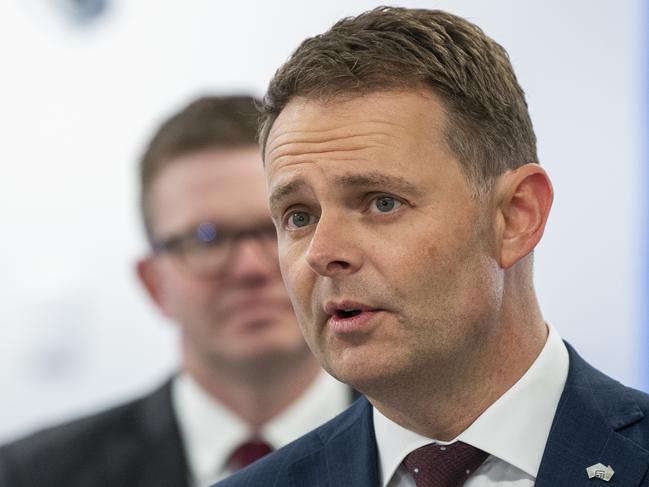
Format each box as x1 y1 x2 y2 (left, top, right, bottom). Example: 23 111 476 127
0 96 354 487
215 8 649 487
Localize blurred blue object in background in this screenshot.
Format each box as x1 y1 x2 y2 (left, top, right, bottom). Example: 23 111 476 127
56 0 109 24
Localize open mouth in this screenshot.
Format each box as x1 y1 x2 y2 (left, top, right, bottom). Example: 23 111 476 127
334 309 363 319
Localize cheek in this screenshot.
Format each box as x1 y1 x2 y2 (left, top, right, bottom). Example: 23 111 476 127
279 243 310 300
282 281 319 355
159 272 213 316
279 251 319 340
281 265 312 320
419 229 500 314
390 220 473 287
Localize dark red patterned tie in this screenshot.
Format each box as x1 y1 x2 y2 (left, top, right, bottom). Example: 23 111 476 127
402 441 488 487
227 439 273 470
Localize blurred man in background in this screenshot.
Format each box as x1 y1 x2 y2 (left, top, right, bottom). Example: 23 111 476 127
0 95 353 487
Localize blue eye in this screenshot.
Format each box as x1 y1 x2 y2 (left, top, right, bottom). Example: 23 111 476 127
373 196 401 213
287 211 314 229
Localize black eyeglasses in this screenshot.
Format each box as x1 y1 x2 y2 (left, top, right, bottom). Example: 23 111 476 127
152 221 278 277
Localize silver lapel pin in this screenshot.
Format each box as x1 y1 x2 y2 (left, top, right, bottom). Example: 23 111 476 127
586 463 614 482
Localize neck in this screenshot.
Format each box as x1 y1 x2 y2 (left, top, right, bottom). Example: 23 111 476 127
367 276 547 440
182 347 321 429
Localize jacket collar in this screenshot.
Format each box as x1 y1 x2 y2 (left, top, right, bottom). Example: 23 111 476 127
287 396 379 487
535 343 649 486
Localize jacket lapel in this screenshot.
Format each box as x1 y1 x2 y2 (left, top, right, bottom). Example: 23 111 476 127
288 397 379 487
536 345 649 487
80 379 189 487
132 379 191 487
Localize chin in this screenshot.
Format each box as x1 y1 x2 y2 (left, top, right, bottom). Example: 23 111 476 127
323 358 369 388
327 370 381 397
324 349 400 394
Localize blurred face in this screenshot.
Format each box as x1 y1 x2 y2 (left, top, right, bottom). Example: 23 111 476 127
141 147 308 371
265 91 503 391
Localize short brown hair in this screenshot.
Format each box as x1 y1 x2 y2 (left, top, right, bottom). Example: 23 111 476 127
260 7 537 192
139 95 260 240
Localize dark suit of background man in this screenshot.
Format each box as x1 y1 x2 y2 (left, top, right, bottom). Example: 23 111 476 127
0 96 354 487
215 8 649 487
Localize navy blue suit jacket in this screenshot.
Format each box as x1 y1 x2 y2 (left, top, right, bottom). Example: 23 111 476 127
214 344 649 486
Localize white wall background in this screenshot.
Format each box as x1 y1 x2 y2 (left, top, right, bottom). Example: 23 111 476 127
0 0 646 442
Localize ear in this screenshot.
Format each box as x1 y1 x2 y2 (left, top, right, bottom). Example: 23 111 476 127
494 164 553 269
136 256 173 317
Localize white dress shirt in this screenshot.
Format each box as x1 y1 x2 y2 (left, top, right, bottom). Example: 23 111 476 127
172 370 350 487
374 323 569 487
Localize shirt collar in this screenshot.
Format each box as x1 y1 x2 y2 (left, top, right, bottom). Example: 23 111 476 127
172 370 349 486
373 323 569 486
172 373 248 486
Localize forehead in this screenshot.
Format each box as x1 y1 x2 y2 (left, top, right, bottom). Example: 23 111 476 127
264 90 455 203
149 147 269 235
266 90 447 157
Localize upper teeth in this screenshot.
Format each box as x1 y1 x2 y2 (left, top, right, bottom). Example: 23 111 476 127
343 309 357 312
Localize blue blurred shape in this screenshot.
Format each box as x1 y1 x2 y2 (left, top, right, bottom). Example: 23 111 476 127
197 222 218 242
55 0 110 25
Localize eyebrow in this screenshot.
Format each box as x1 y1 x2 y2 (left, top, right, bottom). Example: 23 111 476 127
269 178 308 210
269 171 423 210
335 173 423 197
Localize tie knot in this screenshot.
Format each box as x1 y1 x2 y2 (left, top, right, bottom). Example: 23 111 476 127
228 439 273 470
403 441 488 487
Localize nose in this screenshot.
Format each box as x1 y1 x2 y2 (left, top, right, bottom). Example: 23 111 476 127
226 238 277 284
305 213 363 277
